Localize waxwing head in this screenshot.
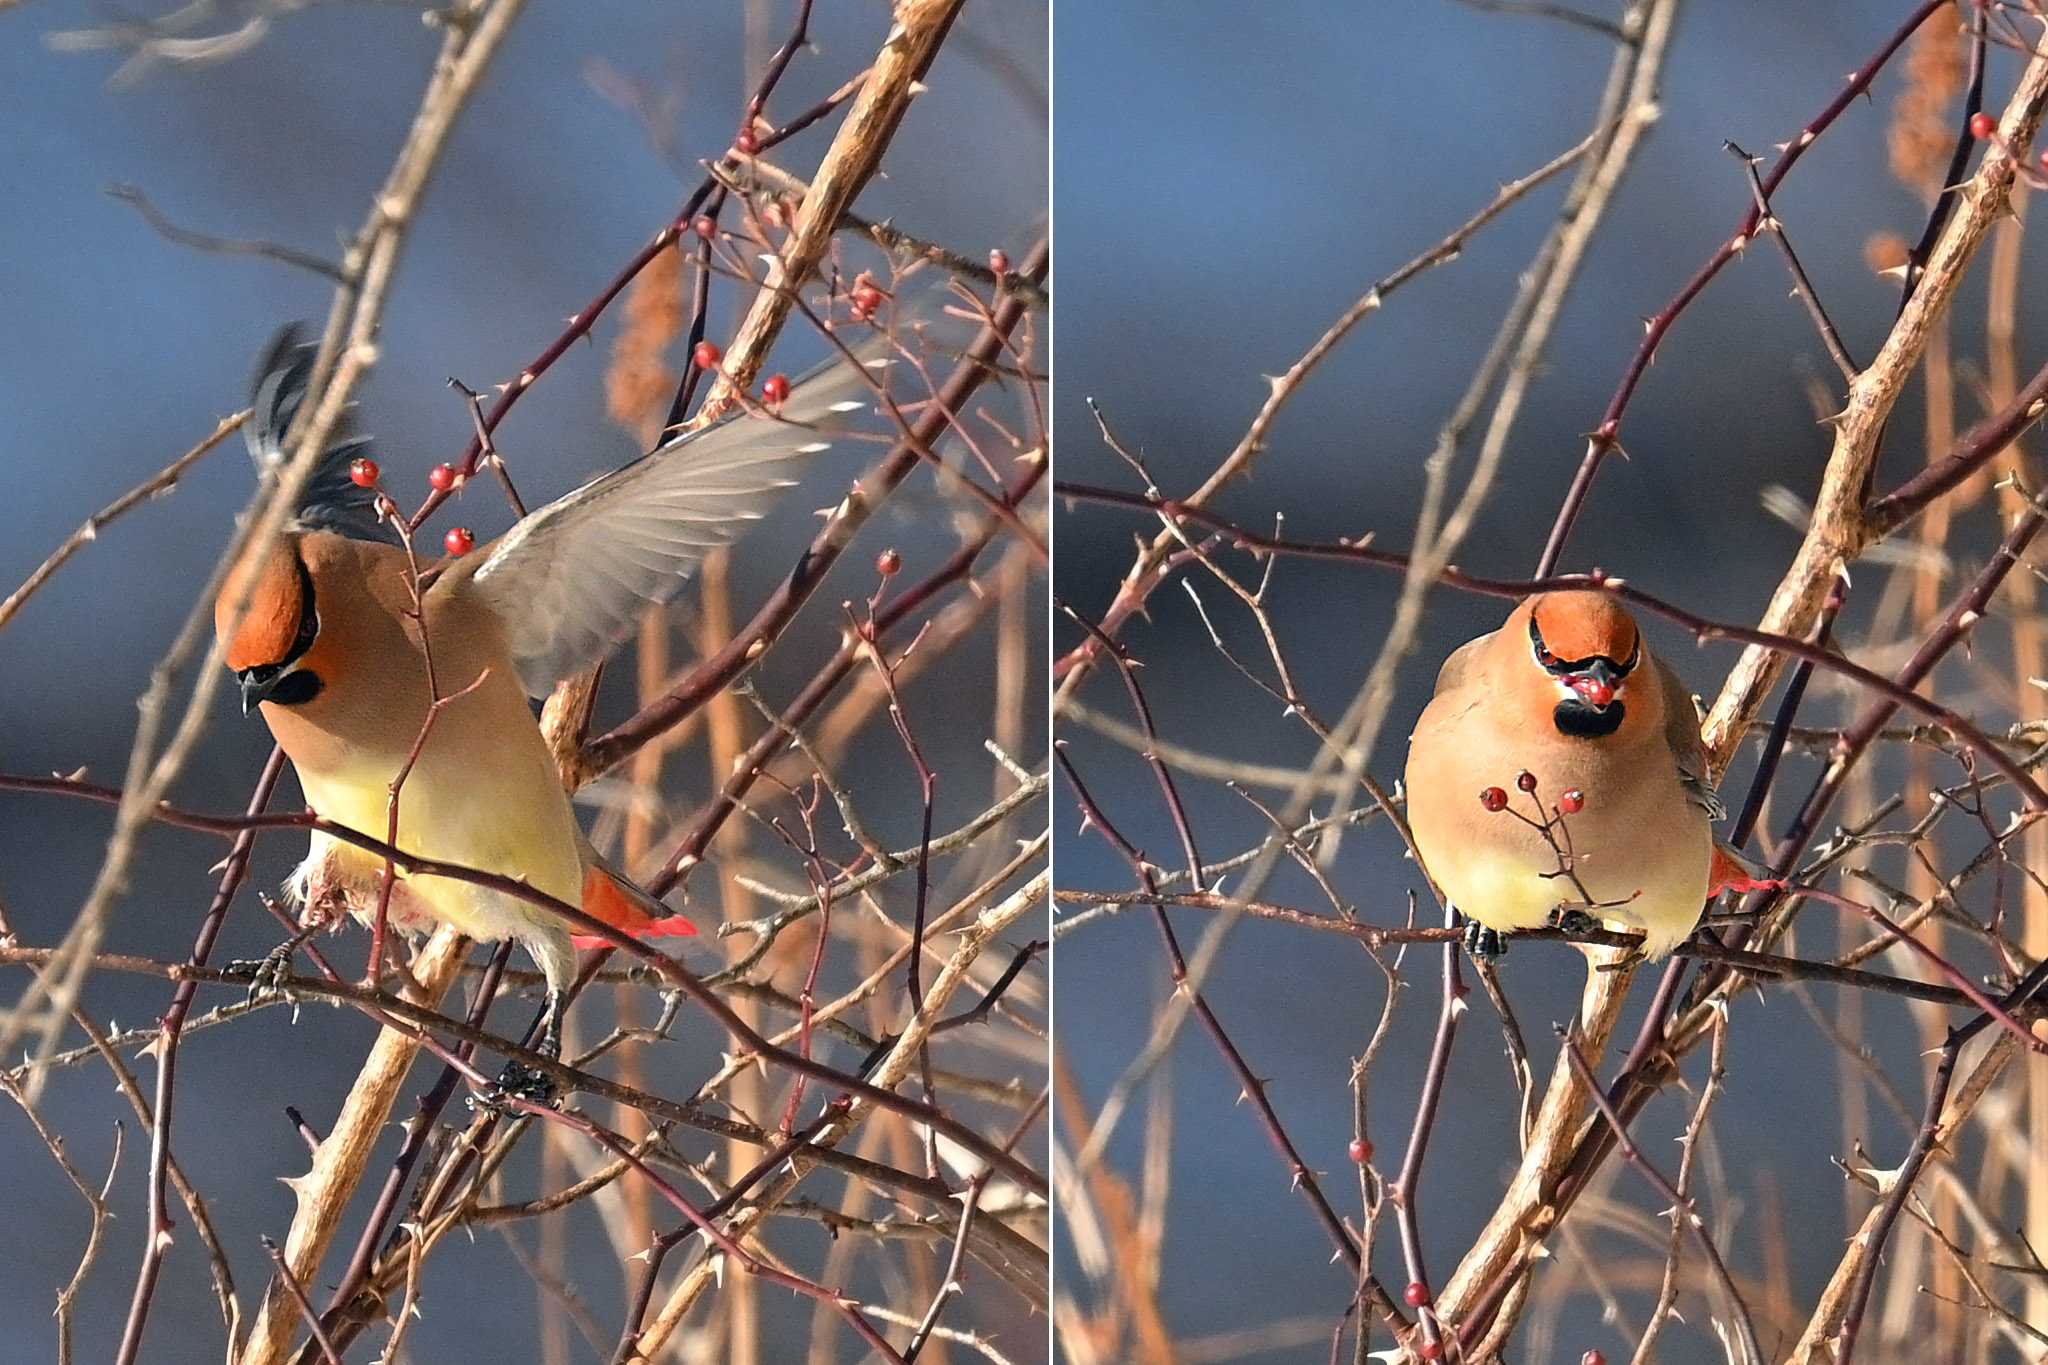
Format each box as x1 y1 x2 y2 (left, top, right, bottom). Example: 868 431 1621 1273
1514 590 1658 742
216 536 323 714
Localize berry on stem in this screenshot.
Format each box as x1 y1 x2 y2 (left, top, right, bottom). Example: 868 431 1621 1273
1404 1282 1430 1308
692 215 716 240
877 548 903 577
348 457 379 488
692 340 722 371
1559 789 1586 815
1418 1344 1443 1362
1970 111 1996 140
1479 787 1508 813
851 283 885 316
1516 770 1538 793
428 463 457 493
762 373 791 407
1582 1353 1608 1365
443 527 474 557
1348 1137 1371 1164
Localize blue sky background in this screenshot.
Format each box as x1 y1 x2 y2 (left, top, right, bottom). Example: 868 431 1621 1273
0 3 1045 1360
1055 4 2046 1361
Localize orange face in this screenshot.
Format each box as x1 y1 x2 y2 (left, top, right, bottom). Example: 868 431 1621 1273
215 536 323 712
216 538 309 672
1516 591 1653 741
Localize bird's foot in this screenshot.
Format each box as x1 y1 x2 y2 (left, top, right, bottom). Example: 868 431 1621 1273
223 942 298 1005
1546 906 1601 937
471 1058 559 1113
1462 920 1508 961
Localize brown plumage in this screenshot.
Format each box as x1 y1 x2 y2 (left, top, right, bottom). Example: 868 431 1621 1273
1403 590 1732 959
215 328 885 1091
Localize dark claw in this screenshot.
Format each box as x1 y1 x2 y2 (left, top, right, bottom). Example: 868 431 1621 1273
1547 906 1600 936
470 1059 559 1113
1462 919 1508 961
222 944 297 1004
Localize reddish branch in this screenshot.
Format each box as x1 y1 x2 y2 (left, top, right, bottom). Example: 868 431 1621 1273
581 241 1047 785
0 770 1042 1195
1534 0 1954 575
1055 481 2048 809
1053 605 1411 1334
114 745 285 1365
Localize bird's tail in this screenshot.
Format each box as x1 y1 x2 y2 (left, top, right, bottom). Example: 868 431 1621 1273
1708 840 1783 897
571 835 698 950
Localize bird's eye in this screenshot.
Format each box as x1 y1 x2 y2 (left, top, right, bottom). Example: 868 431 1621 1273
1536 647 1557 668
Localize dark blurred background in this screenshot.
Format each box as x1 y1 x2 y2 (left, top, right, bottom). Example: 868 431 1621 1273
0 3 1044 1361
1054 4 2043 1362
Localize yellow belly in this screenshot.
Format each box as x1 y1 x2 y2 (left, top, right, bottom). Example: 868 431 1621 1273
298 762 582 942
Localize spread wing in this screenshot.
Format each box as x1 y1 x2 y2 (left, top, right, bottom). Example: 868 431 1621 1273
461 347 891 696
1654 653 1724 821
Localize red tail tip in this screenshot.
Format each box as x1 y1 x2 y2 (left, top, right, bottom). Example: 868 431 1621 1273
572 914 699 951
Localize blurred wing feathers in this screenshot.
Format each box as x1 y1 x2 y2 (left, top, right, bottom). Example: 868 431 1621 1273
469 348 891 696
245 324 397 545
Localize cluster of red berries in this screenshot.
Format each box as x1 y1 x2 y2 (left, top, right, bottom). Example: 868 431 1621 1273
1478 778 1586 815
849 280 887 322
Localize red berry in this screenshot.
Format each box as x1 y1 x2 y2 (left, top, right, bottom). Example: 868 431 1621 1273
1582 1353 1608 1365
1516 770 1539 793
693 340 722 370
348 457 379 488
1418 1345 1443 1362
2039 149 2048 173
1560 789 1586 815
988 247 1010 276
734 127 760 155
443 527 474 556
692 215 717 240
1971 112 1997 140
428 463 457 493
851 283 886 315
1404 1282 1430 1308
1479 787 1508 813
877 548 903 577
762 373 792 406
1348 1137 1372 1164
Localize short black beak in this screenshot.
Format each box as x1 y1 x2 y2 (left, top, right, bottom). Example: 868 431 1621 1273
1561 658 1624 710
238 668 279 715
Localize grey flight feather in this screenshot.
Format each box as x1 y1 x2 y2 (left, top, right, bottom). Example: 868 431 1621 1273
462 343 894 697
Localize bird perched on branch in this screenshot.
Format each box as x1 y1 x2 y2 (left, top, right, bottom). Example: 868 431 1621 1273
1403 590 1765 961
215 327 885 1098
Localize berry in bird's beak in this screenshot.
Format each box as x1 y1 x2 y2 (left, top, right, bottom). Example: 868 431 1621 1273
1565 672 1614 709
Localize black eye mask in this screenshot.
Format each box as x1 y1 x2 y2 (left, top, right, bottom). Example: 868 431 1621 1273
236 555 323 712
1531 613 1636 738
